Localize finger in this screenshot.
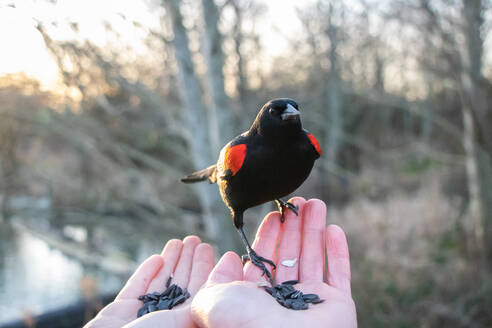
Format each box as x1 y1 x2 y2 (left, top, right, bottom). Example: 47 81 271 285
187 243 215 296
172 235 201 287
207 251 243 284
146 239 183 293
92 299 142 322
326 224 351 294
299 199 326 283
244 211 281 282
124 307 191 328
275 197 306 283
116 254 164 300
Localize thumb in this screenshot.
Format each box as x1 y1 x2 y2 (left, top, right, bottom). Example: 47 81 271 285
208 251 243 284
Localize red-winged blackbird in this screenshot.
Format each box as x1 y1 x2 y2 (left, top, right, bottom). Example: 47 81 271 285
181 98 321 280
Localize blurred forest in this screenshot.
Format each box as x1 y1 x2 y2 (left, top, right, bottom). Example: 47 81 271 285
0 0 492 326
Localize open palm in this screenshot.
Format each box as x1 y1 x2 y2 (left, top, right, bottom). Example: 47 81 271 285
191 198 357 328
84 236 214 328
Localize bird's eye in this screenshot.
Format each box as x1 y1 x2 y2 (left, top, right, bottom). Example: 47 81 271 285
269 107 279 115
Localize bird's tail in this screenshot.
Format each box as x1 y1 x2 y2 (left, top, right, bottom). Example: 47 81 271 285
180 165 217 184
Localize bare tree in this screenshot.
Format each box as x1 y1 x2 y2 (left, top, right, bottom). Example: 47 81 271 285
201 0 233 152
459 0 492 257
324 2 344 169
164 0 238 251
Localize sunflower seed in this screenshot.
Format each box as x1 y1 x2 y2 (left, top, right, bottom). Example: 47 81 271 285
137 282 192 317
264 286 275 295
302 293 319 302
137 306 148 317
157 298 172 310
292 300 308 310
171 294 187 307
281 258 298 267
166 274 173 288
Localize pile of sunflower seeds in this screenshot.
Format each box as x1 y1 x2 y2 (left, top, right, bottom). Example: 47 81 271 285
263 280 324 310
137 275 190 317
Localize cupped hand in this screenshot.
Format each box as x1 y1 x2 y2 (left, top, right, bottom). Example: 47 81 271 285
191 198 357 328
84 236 214 328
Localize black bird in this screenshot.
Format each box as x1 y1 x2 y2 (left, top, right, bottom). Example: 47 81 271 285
181 98 321 281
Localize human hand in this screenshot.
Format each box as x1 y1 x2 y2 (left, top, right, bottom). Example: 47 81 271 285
191 198 357 328
84 236 214 328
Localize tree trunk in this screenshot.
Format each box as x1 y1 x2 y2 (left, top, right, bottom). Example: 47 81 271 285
460 0 492 261
201 0 233 151
325 3 343 168
232 1 248 119
462 106 484 251
164 0 236 252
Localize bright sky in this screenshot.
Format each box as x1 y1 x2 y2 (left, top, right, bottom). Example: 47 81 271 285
0 0 307 91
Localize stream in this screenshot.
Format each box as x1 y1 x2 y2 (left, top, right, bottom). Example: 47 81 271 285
0 225 124 324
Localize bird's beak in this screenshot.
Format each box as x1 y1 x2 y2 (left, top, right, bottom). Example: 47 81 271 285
281 104 300 120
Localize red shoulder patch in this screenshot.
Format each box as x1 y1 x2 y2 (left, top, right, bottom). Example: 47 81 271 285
308 133 322 156
222 144 247 176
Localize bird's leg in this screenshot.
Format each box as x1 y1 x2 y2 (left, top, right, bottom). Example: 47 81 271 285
238 226 275 283
275 199 299 223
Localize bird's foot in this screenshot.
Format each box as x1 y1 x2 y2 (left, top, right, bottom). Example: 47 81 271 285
276 199 299 223
242 249 276 282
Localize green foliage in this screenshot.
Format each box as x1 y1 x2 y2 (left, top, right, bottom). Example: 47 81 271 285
401 157 442 175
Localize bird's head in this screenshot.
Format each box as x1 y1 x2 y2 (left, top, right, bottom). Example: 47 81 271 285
251 98 302 137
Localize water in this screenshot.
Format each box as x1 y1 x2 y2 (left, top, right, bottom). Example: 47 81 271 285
0 225 123 324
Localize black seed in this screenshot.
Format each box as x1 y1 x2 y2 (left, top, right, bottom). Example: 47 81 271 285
280 285 294 295
169 285 177 298
175 286 183 296
144 299 158 307
183 288 191 299
147 293 158 301
261 282 323 311
302 293 317 301
283 289 297 298
171 294 187 307
147 303 158 312
292 300 308 310
162 286 173 297
138 295 145 301
276 297 286 306
166 275 173 288
291 290 302 299
137 306 148 318
157 299 172 310
275 292 284 301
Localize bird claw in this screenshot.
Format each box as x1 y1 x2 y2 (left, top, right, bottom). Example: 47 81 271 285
242 249 276 281
276 199 299 223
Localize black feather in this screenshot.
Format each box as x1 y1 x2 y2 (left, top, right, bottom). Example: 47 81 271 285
180 165 217 184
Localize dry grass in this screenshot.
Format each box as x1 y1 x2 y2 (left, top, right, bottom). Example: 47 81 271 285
326 172 492 327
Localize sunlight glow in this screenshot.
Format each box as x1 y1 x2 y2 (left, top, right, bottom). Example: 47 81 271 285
0 5 58 89
0 0 490 96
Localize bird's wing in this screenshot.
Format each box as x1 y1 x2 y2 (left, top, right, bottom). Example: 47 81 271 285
217 142 247 180
303 129 322 158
